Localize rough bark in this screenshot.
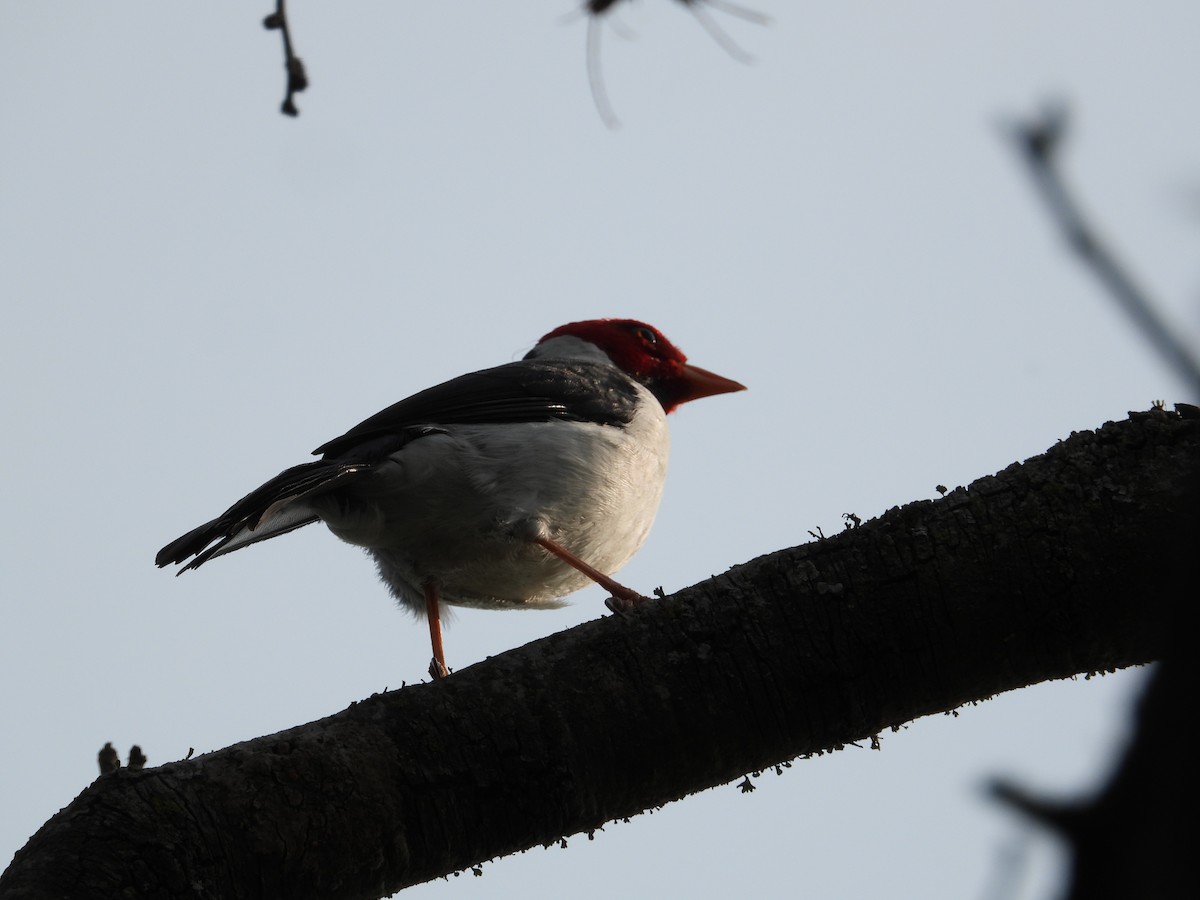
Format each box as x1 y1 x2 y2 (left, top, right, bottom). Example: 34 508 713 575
1 410 1193 900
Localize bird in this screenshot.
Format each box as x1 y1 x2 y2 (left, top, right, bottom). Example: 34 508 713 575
156 318 745 678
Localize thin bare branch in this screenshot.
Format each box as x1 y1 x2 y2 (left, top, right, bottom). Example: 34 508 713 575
1009 104 1200 397
582 0 768 128
263 0 308 117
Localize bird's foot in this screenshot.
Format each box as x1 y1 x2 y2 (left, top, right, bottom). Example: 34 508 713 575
604 587 651 616
530 535 652 615
428 657 450 680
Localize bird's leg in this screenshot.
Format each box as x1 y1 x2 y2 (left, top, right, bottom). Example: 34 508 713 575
533 536 649 614
423 582 450 680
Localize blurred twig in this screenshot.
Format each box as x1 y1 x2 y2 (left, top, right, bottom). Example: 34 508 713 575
263 0 308 117
1009 104 1200 398
583 0 769 129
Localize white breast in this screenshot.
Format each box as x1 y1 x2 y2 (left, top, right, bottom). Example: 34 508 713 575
314 382 670 615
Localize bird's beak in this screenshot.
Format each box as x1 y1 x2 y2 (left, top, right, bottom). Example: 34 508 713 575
676 364 747 404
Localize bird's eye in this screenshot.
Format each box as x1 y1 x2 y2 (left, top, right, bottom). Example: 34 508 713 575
632 325 657 346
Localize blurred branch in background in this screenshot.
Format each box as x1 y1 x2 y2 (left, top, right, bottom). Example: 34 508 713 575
585 0 770 127
1001 103 1197 900
1009 103 1200 399
991 651 1191 900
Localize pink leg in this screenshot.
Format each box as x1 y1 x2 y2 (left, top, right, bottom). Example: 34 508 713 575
424 583 450 680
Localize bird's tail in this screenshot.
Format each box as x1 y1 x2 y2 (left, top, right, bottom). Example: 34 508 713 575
155 460 367 572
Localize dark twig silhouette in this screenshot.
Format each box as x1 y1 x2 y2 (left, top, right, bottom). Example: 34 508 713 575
583 0 769 128
1010 104 1200 397
263 0 308 117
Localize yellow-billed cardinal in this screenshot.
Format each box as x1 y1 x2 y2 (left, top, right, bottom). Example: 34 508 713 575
156 319 745 678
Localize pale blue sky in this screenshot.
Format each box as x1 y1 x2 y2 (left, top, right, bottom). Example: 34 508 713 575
2 2 1196 897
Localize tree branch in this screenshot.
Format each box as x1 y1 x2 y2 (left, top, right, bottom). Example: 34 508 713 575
262 0 307 117
2 410 1193 899
991 588 1193 899
1009 105 1200 397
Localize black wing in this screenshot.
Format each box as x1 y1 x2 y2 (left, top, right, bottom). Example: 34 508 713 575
312 358 640 459
156 359 640 570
